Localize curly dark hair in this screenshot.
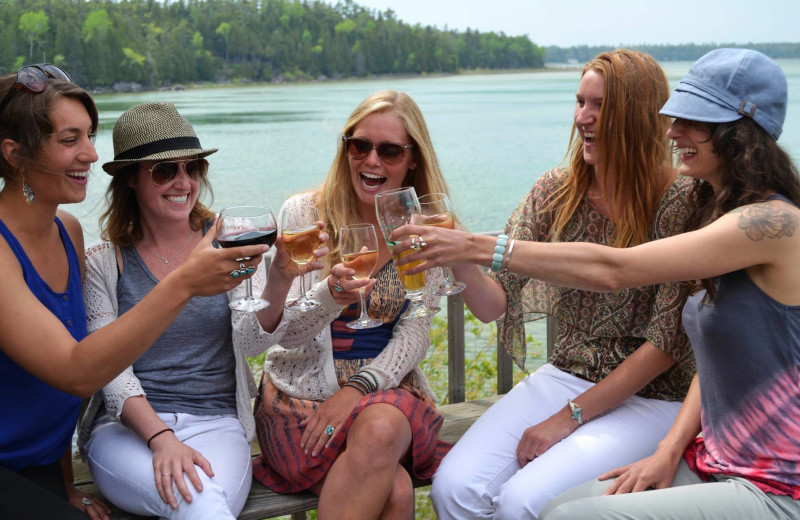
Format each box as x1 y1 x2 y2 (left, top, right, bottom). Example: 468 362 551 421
686 117 800 298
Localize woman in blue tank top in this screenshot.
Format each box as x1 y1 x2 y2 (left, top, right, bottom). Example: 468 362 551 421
396 49 800 520
0 68 270 519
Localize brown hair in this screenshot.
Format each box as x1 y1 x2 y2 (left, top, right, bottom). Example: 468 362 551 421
0 74 98 183
99 161 215 246
315 90 453 274
545 49 673 248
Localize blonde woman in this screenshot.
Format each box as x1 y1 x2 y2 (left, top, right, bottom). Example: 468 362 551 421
252 91 451 519
395 50 697 519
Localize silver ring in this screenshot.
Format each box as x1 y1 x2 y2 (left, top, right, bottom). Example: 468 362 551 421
333 282 344 293
410 236 421 251
81 498 93 507
229 269 240 279
418 236 428 251
324 425 334 436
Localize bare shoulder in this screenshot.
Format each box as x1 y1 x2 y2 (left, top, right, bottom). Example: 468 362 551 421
729 199 799 242
55 209 85 247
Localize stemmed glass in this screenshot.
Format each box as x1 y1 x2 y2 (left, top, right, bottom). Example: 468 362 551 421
216 206 277 312
339 224 383 329
374 186 440 319
282 207 322 312
418 193 466 296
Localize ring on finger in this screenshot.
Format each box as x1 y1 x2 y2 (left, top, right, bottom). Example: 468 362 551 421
410 236 421 251
81 498 93 508
418 236 428 251
324 425 334 436
333 282 344 293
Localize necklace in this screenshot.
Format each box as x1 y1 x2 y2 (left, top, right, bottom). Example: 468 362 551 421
138 229 195 264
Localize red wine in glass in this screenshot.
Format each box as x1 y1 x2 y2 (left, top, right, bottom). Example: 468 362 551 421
218 229 277 248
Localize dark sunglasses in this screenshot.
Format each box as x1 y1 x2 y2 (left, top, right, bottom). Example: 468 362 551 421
342 135 413 165
0 64 71 116
147 158 209 186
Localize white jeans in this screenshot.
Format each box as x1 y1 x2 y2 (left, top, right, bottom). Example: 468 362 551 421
430 364 682 520
85 413 252 520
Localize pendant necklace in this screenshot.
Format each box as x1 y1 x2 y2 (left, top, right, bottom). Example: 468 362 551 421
139 229 195 264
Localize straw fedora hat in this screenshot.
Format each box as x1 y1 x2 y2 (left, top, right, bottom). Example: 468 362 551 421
102 102 217 175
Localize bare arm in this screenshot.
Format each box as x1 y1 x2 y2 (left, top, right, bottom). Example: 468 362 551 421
0 228 269 397
516 341 675 465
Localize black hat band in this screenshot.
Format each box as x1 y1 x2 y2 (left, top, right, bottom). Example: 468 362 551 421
114 136 202 161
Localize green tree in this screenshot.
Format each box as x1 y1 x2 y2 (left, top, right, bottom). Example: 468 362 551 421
19 10 49 62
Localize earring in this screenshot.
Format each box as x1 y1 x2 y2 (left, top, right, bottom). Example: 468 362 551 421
22 176 34 205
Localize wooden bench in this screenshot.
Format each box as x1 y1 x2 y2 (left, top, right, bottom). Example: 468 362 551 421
73 395 503 520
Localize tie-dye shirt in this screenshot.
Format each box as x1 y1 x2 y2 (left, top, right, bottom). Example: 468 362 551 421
683 265 800 497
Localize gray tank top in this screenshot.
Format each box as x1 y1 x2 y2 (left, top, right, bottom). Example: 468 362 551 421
117 243 237 416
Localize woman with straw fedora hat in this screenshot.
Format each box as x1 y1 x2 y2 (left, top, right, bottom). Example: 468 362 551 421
0 70 263 519
78 102 329 519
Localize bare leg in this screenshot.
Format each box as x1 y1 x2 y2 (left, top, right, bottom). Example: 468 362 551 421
317 404 412 520
378 465 414 520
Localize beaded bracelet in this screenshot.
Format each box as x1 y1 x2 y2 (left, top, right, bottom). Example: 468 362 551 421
358 369 380 390
348 373 377 394
490 234 509 272
146 428 174 449
343 381 368 395
502 239 516 273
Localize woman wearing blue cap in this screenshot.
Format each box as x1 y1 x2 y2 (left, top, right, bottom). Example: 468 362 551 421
398 48 800 519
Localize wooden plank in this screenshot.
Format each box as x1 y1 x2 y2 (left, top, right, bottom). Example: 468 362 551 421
446 293 466 404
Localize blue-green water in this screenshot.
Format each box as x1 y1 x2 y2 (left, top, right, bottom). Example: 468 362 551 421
70 60 800 245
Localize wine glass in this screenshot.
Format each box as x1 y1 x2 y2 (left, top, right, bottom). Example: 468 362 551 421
374 187 440 319
418 193 466 296
339 224 383 329
282 207 322 312
216 206 277 312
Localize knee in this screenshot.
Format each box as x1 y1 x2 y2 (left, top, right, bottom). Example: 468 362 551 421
430 465 485 519
348 408 409 463
494 481 549 520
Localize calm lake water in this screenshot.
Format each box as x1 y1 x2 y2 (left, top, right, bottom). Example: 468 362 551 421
71 60 800 244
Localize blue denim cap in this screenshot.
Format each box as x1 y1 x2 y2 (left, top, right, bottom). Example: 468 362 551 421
660 48 787 140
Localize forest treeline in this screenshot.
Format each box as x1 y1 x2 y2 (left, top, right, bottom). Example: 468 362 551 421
0 0 544 89
545 43 800 64
0 0 797 90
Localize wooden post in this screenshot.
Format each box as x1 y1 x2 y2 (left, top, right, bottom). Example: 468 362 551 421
447 293 466 403
496 329 513 395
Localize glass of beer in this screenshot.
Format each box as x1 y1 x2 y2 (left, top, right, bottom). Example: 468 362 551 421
339 223 383 329
216 206 277 312
281 207 322 312
374 187 440 319
418 193 466 296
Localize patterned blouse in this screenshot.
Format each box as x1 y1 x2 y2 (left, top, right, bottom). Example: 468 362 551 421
491 168 696 402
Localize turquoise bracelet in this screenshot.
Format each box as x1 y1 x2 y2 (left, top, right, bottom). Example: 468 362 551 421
490 234 508 272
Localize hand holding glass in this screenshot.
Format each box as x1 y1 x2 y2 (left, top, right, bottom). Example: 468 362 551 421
216 206 277 312
418 193 466 296
374 187 440 319
339 224 383 329
282 207 322 312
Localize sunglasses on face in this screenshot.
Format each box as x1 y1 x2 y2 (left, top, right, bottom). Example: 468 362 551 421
342 135 413 165
147 158 209 186
0 64 71 116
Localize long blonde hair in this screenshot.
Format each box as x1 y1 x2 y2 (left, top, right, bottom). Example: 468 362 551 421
315 90 452 274
547 49 673 248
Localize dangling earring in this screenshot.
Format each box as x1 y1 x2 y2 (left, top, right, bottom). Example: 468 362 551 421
22 175 34 205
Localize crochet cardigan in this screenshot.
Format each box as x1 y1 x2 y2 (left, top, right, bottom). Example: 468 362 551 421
264 192 443 402
77 239 288 452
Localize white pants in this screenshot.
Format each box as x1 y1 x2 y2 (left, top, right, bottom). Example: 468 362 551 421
85 413 252 520
430 364 682 520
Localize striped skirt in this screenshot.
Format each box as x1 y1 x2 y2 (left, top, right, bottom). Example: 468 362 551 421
252 360 452 493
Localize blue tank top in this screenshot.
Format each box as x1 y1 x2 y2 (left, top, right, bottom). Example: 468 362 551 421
0 217 86 471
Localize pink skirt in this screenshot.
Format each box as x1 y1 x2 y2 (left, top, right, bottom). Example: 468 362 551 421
252 367 451 493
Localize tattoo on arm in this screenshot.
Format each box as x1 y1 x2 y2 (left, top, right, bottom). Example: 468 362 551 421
736 204 797 241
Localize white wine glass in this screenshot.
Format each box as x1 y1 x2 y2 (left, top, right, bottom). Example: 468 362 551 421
282 207 321 312
339 223 383 329
418 193 466 296
374 187 440 319
216 206 276 312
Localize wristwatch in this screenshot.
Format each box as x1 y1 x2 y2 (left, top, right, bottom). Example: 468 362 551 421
567 399 584 426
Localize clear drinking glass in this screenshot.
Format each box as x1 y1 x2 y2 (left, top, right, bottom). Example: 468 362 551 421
216 206 277 312
374 187 440 319
418 193 466 296
282 207 322 312
339 223 383 329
